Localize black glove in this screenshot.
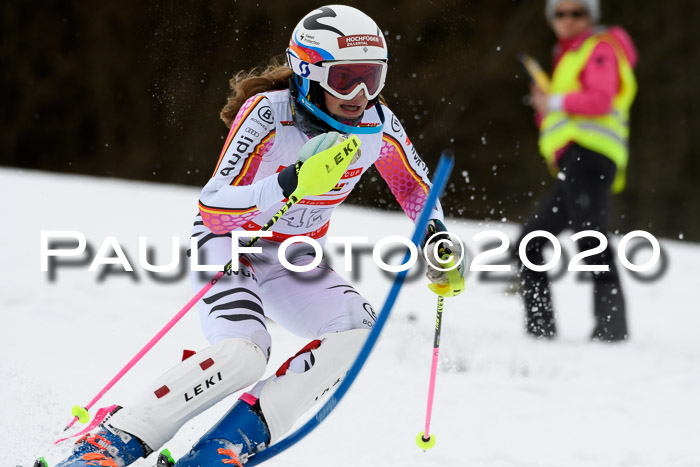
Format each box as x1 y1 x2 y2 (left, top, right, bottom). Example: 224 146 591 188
276 131 346 198
277 161 303 198
423 219 452 256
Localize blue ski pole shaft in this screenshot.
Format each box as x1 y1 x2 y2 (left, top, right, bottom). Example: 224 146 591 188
246 153 454 466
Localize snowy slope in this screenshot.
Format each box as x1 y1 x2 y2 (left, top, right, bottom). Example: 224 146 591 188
1 168 699 467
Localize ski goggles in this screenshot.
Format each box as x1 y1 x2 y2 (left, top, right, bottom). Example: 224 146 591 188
288 53 387 101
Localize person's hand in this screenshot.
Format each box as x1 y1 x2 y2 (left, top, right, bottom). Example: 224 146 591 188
277 132 343 198
530 83 549 115
423 219 465 297
278 132 360 199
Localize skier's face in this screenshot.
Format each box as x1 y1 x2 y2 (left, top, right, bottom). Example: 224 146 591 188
324 90 369 120
551 0 593 40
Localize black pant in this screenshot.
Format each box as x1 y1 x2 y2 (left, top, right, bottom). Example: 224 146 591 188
515 144 628 341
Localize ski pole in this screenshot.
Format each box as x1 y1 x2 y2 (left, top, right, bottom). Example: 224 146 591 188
61 196 300 434
416 239 464 451
416 295 444 451
60 134 361 435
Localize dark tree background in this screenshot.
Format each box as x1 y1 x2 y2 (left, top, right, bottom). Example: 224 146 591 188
2 1 698 240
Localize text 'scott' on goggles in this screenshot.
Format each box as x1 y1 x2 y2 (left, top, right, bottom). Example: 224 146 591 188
288 52 387 101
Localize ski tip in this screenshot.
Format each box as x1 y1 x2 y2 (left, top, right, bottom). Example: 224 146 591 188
156 449 176 467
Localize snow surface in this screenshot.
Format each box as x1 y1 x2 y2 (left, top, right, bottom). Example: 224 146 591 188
1 168 699 467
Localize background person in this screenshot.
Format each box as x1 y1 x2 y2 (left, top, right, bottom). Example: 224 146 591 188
515 0 637 341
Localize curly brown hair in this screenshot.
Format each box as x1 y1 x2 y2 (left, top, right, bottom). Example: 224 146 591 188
220 56 294 128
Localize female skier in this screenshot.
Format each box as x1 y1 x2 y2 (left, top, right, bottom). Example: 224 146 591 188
517 0 636 341
54 5 463 466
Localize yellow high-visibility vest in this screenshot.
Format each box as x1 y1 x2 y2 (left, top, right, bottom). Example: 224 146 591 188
539 33 637 193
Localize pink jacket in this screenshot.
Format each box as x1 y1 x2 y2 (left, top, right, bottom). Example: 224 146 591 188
536 26 638 127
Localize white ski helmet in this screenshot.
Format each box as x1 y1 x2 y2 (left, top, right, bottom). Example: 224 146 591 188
287 5 388 134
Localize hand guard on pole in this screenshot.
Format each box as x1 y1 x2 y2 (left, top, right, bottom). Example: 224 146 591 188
423 219 465 297
277 132 360 199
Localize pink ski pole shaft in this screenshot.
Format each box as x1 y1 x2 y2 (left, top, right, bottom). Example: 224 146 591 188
63 196 300 431
417 295 444 449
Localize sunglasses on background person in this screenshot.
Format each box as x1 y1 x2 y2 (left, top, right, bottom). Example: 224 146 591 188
554 9 589 20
